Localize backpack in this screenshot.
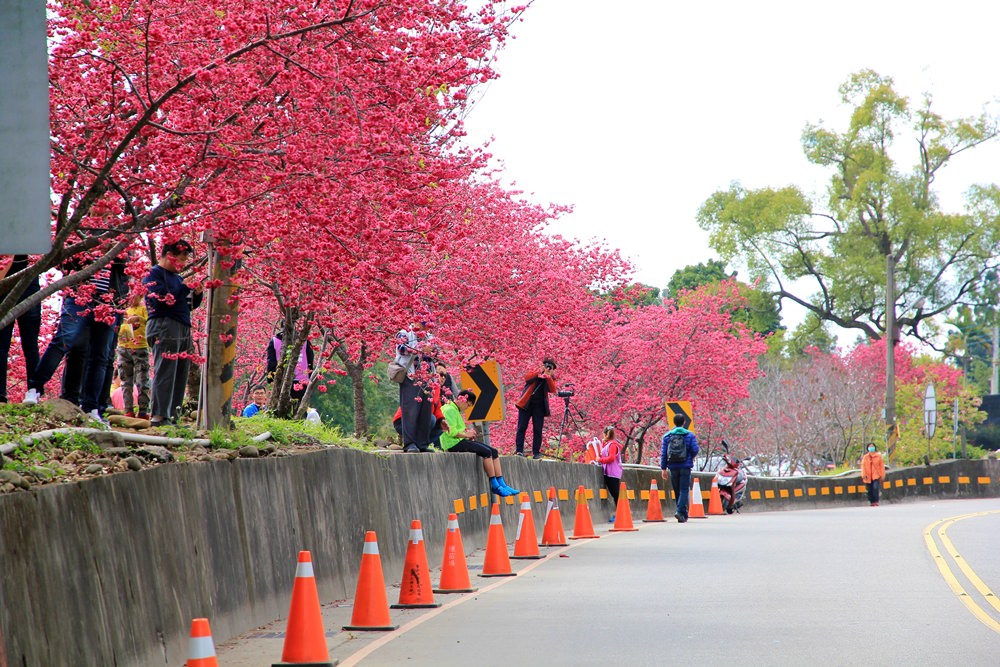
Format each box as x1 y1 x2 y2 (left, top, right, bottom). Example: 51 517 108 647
665 432 688 463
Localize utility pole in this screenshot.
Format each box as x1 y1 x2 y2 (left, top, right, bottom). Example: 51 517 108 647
992 323 998 394
885 253 898 457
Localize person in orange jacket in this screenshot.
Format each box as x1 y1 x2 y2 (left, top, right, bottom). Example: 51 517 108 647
861 442 885 506
514 357 557 459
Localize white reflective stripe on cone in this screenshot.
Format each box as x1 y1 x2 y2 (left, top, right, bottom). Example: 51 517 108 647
188 635 216 659
520 500 531 511
363 540 380 555
489 513 501 525
295 561 314 578
409 528 423 544
447 518 459 531
515 513 525 539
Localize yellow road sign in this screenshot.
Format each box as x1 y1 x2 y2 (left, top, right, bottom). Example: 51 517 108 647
665 400 693 431
460 360 505 422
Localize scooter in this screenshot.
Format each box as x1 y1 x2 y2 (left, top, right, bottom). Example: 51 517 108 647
715 440 748 514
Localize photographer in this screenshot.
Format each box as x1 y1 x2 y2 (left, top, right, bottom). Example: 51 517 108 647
514 357 557 459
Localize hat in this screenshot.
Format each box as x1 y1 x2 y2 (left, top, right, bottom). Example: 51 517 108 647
162 239 194 256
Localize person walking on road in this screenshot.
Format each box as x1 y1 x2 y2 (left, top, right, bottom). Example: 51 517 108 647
595 425 624 522
660 413 699 523
861 442 885 506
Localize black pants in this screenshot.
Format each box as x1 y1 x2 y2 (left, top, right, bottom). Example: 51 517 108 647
604 475 621 506
448 439 499 459
398 376 433 449
515 402 546 455
866 480 881 504
0 282 41 403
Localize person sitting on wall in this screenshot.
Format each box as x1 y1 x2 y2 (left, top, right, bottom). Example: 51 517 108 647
440 390 519 497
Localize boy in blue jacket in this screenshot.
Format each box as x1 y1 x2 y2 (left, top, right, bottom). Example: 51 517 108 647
660 413 699 522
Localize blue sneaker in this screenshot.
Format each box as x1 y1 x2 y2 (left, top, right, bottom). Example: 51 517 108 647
501 484 520 496
609 514 615 524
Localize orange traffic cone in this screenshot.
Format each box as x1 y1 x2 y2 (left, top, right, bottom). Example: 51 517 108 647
643 478 666 522
569 485 600 539
343 532 398 631
708 478 725 515
185 618 218 667
274 551 335 666
434 513 478 594
688 478 707 518
511 493 543 559
610 481 639 532
540 487 568 546
480 502 516 577
392 520 441 608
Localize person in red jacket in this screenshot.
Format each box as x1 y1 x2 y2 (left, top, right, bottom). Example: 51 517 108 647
861 442 886 506
514 357 557 459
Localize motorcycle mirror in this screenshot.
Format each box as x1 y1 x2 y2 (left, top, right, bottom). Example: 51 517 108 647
721 439 730 453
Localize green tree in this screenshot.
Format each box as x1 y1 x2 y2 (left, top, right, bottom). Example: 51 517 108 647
697 70 1000 346
310 363 400 440
782 313 838 358
666 260 783 338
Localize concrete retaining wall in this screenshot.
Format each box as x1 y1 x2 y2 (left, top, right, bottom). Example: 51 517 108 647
0 451 996 666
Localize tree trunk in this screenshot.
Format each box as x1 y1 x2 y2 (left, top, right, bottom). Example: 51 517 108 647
272 311 311 419
333 341 369 436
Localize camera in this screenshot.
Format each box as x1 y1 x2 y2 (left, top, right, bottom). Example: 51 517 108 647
556 383 575 398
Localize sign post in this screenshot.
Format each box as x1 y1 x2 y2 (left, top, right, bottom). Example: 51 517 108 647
460 360 504 447
923 383 937 462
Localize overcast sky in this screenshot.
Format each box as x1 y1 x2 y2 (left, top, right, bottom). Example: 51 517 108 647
461 0 1000 335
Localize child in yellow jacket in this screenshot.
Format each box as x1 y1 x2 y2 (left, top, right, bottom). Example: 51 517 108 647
117 291 150 418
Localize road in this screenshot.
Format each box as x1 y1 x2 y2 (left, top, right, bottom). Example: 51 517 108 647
216 498 1000 666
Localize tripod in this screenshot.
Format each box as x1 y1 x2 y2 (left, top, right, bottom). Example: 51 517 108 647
555 394 586 453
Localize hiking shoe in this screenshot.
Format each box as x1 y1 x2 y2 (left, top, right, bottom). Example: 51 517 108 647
495 485 518 497
87 409 108 425
609 514 615 524
532 453 543 460
404 445 419 453
515 451 526 457
23 388 40 405
500 484 520 496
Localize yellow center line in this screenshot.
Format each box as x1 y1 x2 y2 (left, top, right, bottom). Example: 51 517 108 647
923 510 1000 634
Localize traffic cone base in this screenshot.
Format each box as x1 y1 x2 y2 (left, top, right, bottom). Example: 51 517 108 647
435 513 479 593
689 478 707 518
570 485 601 539
343 533 398 632
609 482 639 532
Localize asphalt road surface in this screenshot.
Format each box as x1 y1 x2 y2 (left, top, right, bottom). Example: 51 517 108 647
216 498 1000 666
